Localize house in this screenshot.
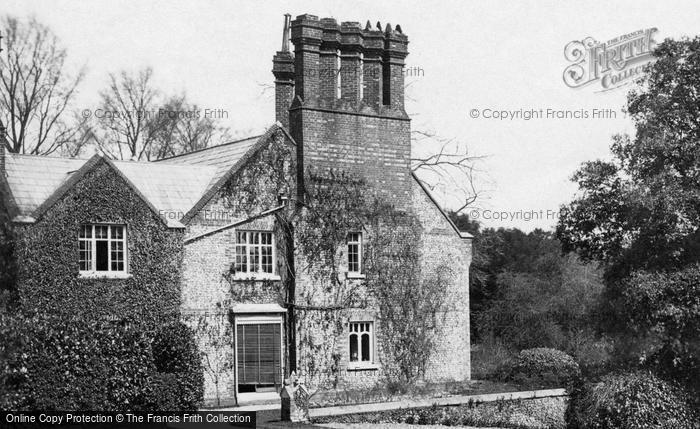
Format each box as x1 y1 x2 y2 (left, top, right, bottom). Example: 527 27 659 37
0 14 472 406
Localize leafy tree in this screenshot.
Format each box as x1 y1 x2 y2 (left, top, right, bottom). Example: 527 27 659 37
558 37 700 276
557 37 700 388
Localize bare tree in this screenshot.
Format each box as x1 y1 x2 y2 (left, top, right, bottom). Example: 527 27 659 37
410 130 484 214
0 15 86 155
86 68 229 161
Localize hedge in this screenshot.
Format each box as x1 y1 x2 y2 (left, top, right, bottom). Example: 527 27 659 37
0 314 203 411
565 371 697 429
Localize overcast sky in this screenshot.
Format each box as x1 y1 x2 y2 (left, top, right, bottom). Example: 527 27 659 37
4 0 700 231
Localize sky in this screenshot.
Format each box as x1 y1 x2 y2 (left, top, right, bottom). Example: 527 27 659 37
4 0 700 231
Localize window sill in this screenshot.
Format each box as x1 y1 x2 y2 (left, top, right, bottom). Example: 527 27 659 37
231 274 282 282
79 271 132 279
346 273 366 280
347 363 379 371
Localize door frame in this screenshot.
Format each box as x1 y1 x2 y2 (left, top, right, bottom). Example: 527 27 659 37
233 313 284 396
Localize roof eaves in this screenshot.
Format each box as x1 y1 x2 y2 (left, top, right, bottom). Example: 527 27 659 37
180 123 289 224
411 171 474 239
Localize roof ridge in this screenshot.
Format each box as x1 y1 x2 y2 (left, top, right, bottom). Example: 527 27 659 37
7 152 90 161
155 134 263 162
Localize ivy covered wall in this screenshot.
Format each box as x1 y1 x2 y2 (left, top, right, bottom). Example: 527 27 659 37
14 161 183 327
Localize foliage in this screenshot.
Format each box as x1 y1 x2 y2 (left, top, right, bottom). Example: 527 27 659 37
314 398 567 429
556 37 700 390
506 348 580 386
14 161 183 326
469 335 516 381
565 371 697 429
465 228 604 351
191 309 234 407
151 322 204 411
0 184 16 309
620 265 700 392
0 313 155 411
558 37 700 275
1 314 205 411
365 202 451 382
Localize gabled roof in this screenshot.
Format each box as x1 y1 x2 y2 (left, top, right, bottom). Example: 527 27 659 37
411 172 474 239
157 134 261 187
157 123 295 223
4 153 218 228
2 123 293 228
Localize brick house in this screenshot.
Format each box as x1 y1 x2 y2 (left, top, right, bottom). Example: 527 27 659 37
0 14 472 406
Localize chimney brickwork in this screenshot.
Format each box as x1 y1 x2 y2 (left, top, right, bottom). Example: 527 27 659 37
273 14 411 207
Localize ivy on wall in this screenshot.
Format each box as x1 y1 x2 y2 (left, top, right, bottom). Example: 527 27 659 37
199 128 453 389
14 162 183 327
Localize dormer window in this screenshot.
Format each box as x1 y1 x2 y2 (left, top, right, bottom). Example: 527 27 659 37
79 224 127 276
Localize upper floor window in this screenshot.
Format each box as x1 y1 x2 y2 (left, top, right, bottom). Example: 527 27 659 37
79 224 126 274
235 231 275 277
349 321 373 364
347 232 362 274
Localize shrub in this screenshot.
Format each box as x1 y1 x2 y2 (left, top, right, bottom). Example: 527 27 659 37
144 372 181 411
151 322 204 411
566 371 697 429
508 348 580 386
1 315 205 412
470 335 516 380
1 313 155 411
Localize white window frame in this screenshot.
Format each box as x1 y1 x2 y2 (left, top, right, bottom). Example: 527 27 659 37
348 321 375 368
234 230 279 280
79 224 129 278
347 232 364 278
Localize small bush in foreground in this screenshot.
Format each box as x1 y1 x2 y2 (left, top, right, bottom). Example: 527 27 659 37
566 371 697 429
151 322 204 411
508 348 580 386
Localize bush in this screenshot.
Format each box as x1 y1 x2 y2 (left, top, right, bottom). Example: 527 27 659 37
470 336 516 380
508 348 580 386
151 322 204 411
144 372 181 411
1 315 204 411
566 371 697 429
1 313 155 411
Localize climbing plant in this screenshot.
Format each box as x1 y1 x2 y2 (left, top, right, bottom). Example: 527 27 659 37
217 129 451 388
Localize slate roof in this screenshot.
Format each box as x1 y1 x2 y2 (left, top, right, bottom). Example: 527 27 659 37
4 154 85 215
3 152 219 228
157 135 261 186
1 124 289 228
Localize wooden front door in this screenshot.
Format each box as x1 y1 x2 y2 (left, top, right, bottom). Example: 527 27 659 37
237 322 282 392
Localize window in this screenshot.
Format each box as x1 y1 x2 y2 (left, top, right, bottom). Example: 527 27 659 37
349 321 373 363
235 231 275 277
79 224 126 274
347 232 362 274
